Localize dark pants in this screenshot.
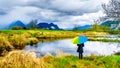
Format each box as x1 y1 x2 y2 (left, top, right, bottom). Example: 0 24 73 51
79 52 83 59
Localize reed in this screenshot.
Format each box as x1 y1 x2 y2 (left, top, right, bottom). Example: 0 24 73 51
0 50 120 68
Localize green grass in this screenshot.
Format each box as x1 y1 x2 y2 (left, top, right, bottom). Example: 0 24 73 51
0 29 119 68
0 30 119 56
0 30 80 55
41 55 120 68
89 38 120 42
0 50 120 68
107 30 120 34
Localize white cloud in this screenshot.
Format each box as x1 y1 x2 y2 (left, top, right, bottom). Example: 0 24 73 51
24 0 109 15
0 0 27 10
0 6 40 26
38 9 60 21
48 0 108 14
54 11 105 28
0 0 109 29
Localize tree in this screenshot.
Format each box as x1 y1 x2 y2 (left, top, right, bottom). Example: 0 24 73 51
12 26 25 30
27 19 38 29
91 24 109 31
73 25 78 30
102 0 120 20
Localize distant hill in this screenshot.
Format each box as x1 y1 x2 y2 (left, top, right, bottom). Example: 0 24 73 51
65 25 92 30
64 28 73 30
77 25 92 30
0 25 4 30
8 20 26 29
37 22 60 30
2 21 60 30
101 20 120 30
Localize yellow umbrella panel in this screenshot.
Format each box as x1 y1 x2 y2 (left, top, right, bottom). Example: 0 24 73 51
71 37 80 44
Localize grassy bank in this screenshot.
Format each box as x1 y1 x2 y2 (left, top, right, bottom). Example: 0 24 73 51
0 30 119 56
89 38 120 42
0 30 76 55
0 30 120 68
0 50 120 68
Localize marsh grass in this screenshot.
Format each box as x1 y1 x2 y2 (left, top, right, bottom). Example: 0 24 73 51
0 30 119 56
8 34 27 49
0 50 120 68
89 38 120 42
26 37 39 45
0 35 14 55
0 50 44 68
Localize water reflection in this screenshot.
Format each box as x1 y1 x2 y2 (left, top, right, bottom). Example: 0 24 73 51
24 39 120 57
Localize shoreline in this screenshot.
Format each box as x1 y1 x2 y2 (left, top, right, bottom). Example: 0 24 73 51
0 30 120 56
0 50 120 68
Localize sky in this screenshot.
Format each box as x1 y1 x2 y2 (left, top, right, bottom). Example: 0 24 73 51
0 0 109 29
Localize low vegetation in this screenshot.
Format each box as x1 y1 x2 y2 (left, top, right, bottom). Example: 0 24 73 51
0 30 78 55
0 50 120 68
0 29 119 67
0 30 119 56
89 38 120 42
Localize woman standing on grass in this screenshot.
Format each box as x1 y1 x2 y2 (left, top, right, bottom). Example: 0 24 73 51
77 43 84 59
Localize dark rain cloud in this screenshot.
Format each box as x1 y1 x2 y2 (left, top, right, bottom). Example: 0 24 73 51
26 0 102 15
0 9 7 15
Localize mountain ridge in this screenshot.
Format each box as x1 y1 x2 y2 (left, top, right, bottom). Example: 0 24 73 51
101 20 120 30
7 20 26 29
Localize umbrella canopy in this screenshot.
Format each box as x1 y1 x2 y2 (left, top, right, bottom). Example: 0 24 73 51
71 36 88 44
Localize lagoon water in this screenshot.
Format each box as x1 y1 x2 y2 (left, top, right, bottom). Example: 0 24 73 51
24 39 120 57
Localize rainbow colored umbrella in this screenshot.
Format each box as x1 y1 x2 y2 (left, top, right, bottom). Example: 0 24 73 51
71 36 88 44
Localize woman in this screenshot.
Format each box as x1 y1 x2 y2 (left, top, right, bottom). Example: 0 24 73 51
77 43 84 59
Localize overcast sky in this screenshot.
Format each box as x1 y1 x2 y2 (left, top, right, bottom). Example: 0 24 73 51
0 0 109 28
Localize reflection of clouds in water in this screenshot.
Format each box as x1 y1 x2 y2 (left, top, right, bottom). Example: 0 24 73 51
25 45 36 51
24 39 120 57
84 41 119 56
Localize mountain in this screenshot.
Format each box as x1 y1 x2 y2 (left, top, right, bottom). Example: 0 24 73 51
64 25 92 30
64 28 73 30
8 20 26 29
101 20 120 30
26 20 37 28
37 22 60 30
77 25 92 30
0 25 3 30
